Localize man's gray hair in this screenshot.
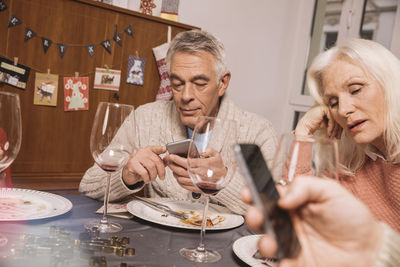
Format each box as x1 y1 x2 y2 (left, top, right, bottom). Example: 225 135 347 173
166 30 228 81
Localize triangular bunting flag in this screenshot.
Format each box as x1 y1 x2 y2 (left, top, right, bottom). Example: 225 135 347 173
8 14 22 28
57 43 67 58
86 44 95 57
24 27 36 42
41 37 52 53
124 25 133 38
113 33 122 46
0 1 7 12
101 40 112 54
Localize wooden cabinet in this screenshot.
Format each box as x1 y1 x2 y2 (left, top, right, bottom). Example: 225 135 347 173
0 0 197 191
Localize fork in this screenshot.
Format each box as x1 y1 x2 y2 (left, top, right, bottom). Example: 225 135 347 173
133 195 188 220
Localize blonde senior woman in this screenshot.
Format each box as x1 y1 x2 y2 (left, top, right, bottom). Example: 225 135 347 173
295 38 400 231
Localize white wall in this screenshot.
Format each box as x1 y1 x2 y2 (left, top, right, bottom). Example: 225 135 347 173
178 0 301 134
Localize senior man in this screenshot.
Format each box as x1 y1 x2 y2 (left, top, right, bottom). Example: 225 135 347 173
79 30 277 215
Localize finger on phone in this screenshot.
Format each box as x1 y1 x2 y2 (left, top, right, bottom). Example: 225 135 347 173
258 235 278 258
245 206 264 231
240 186 252 204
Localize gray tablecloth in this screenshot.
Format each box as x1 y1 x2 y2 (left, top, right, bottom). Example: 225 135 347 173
0 194 253 267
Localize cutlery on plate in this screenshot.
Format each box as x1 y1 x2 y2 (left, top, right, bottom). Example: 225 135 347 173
133 196 188 220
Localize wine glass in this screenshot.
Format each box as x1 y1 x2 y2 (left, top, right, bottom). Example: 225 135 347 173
180 116 237 263
85 102 134 233
271 133 339 185
0 91 22 187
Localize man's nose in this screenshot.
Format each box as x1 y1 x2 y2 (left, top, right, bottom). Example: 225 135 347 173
182 84 195 101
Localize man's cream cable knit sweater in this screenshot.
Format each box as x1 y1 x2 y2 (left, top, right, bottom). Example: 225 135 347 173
79 97 278 215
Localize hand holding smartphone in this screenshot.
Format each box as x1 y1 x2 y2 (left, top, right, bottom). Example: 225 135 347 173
234 144 301 259
166 139 199 158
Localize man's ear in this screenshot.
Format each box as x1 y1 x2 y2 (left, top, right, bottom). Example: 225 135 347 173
218 71 231 97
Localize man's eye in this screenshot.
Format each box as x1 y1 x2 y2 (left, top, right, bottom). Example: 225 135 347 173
194 83 206 87
172 83 183 89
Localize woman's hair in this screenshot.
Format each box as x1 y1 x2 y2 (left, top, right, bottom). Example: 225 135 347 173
166 30 228 82
307 38 400 174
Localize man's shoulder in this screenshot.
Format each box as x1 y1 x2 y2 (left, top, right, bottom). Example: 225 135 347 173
135 100 174 114
227 99 274 130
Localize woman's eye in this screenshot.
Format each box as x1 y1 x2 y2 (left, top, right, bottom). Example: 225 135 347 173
351 88 361 95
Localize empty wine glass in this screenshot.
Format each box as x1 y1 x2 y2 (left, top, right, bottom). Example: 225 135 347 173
271 133 339 185
180 116 237 263
0 91 22 187
85 102 134 233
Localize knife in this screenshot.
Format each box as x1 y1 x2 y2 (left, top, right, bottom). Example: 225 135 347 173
133 196 188 220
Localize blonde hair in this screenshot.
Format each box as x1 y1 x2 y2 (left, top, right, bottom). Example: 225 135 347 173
307 39 400 174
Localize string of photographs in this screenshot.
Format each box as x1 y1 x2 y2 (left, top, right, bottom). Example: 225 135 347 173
0 0 168 112
0 53 146 111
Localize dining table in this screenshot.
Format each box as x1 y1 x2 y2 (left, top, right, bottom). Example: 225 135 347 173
0 193 256 267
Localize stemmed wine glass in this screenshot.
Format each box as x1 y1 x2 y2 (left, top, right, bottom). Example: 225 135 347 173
180 116 237 263
85 102 134 233
0 91 22 187
271 133 339 185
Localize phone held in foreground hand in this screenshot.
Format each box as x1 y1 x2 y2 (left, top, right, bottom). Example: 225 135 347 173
166 139 199 158
234 143 301 259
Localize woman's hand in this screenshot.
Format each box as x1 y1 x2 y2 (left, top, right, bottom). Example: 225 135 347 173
295 105 342 139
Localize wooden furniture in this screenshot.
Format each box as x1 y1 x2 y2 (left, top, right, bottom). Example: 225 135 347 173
0 0 197 191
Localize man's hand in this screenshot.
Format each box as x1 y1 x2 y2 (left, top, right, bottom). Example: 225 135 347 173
165 148 227 193
164 153 201 193
122 146 166 186
242 176 383 266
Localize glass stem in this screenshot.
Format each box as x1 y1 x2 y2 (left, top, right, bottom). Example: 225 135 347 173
197 195 210 252
100 172 111 225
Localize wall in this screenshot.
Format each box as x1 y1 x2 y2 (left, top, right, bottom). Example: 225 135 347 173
178 0 300 134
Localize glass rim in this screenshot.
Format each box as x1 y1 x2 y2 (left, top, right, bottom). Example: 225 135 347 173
282 132 338 144
97 101 134 109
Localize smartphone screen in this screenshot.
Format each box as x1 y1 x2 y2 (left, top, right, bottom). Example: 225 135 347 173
234 144 300 259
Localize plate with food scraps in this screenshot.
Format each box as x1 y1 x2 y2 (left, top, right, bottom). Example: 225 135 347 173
233 235 278 267
126 199 244 230
0 188 73 221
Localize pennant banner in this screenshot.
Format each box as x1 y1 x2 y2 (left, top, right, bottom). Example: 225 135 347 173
86 44 95 57
124 25 133 38
0 1 7 12
113 33 122 46
24 27 36 42
8 14 21 28
41 37 52 53
101 40 111 54
57 43 67 58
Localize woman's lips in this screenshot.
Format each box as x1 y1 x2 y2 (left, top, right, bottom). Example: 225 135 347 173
348 120 366 132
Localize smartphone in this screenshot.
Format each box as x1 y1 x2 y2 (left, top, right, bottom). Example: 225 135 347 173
166 139 199 158
234 143 301 259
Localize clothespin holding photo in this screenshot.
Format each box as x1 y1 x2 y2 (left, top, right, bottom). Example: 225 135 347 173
135 51 139 58
13 57 18 66
75 72 79 79
47 68 51 75
104 64 110 73
168 26 171 43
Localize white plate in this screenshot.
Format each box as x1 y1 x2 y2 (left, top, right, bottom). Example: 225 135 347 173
126 199 244 230
233 235 277 267
0 188 73 221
